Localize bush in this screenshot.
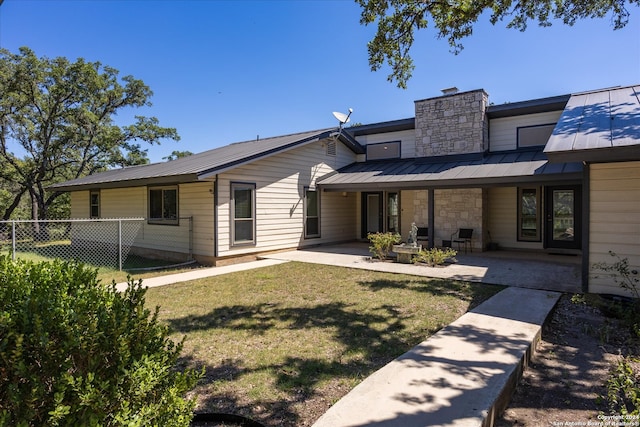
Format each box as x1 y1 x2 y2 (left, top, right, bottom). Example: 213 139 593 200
607 357 640 415
367 232 401 260
413 247 458 267
0 256 201 426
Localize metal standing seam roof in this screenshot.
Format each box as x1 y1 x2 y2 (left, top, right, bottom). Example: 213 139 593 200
50 128 364 191
316 150 583 190
544 85 640 163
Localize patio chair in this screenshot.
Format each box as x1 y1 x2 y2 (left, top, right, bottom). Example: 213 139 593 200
416 227 429 245
451 228 473 253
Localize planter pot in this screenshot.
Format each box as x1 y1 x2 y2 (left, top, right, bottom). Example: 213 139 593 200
190 412 266 427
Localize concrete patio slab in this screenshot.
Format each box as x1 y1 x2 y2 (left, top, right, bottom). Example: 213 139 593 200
311 286 561 427
261 243 581 293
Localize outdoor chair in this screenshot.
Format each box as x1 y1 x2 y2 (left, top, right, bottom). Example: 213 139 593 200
451 228 473 253
416 227 429 245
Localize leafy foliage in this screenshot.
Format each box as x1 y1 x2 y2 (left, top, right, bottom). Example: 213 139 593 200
607 357 640 415
0 47 180 220
593 251 640 300
0 256 200 426
367 231 401 260
413 247 458 267
356 0 639 88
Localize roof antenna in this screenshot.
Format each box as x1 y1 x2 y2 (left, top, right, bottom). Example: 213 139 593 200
332 108 353 131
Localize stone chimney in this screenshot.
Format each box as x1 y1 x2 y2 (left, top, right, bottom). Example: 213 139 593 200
414 89 489 157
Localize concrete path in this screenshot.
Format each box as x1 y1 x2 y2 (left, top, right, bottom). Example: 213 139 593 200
311 286 561 427
114 258 287 292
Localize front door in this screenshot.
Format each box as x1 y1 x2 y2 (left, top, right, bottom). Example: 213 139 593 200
362 192 383 238
545 186 581 250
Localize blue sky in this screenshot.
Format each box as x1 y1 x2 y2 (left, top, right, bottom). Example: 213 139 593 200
1 0 639 163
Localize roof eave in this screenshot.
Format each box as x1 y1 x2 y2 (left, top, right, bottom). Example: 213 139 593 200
49 173 201 192
545 145 640 164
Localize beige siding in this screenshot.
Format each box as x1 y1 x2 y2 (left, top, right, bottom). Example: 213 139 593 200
588 162 640 296
69 183 214 259
217 139 357 257
489 111 562 152
70 191 90 218
101 187 146 218
355 129 416 159
487 187 543 250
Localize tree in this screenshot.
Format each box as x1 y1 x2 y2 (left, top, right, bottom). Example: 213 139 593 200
357 0 639 88
0 47 180 221
163 150 193 161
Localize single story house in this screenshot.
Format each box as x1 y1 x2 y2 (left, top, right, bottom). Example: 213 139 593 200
51 84 640 297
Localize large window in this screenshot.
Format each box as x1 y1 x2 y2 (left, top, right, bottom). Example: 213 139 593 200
518 187 540 241
387 192 399 233
148 186 178 225
304 188 320 238
90 190 100 219
231 182 256 245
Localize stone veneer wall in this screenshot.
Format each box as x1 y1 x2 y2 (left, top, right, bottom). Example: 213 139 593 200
434 188 484 250
404 188 486 250
414 89 489 157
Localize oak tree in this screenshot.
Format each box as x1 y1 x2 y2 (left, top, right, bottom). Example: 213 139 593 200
0 47 180 220
357 0 638 88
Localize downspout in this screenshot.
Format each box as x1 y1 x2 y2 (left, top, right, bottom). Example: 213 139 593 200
581 162 590 293
213 175 219 259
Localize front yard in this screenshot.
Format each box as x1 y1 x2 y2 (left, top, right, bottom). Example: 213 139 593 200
144 262 503 426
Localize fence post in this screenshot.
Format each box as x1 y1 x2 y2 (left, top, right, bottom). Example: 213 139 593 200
118 219 123 271
11 220 15 261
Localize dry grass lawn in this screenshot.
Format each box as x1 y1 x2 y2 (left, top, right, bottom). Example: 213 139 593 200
144 262 504 427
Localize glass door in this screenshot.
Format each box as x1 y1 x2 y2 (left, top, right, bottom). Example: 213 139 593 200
545 186 581 250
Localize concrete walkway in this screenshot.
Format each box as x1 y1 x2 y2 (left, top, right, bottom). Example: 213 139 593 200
311 286 561 427
114 258 288 292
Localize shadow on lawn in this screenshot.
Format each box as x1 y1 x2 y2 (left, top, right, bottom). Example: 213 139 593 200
168 279 503 426
359 277 504 310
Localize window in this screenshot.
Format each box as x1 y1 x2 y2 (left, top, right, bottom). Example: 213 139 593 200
367 141 401 160
304 188 320 238
231 183 255 245
90 190 100 219
387 192 399 233
148 186 178 225
518 187 540 241
517 124 555 148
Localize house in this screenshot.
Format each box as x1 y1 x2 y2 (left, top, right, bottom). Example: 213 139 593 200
50 85 640 297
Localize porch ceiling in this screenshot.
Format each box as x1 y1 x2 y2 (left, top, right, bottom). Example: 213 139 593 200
317 150 583 191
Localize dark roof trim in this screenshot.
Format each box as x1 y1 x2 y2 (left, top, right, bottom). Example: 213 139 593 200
346 118 415 136
546 145 640 164
50 174 201 192
487 94 570 118
319 172 583 192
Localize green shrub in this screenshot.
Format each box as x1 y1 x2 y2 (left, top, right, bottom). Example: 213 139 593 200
413 247 458 267
607 357 640 415
367 232 401 260
0 256 201 427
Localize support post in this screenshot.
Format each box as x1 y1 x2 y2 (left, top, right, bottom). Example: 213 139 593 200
428 188 435 249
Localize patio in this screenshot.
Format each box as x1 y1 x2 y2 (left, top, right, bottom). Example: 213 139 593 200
261 242 582 293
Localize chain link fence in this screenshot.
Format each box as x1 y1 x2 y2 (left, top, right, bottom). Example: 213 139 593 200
0 217 193 270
